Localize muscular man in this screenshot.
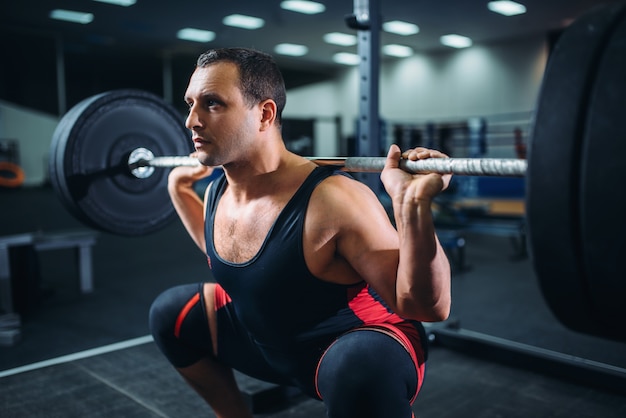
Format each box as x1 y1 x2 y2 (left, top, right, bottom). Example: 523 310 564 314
149 47 451 418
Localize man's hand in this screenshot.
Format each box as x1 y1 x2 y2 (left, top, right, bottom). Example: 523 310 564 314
381 144 451 205
168 152 215 191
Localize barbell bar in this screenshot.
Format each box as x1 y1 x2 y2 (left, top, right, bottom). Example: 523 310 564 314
47 2 626 343
127 148 528 178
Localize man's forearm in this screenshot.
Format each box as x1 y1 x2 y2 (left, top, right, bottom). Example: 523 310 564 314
394 199 451 321
168 180 206 252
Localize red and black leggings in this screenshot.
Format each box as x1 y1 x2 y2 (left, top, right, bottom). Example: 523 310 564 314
149 283 426 418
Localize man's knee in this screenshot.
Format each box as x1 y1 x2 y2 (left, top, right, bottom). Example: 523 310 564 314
149 283 212 368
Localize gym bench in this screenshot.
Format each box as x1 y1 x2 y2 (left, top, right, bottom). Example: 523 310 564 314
0 229 98 346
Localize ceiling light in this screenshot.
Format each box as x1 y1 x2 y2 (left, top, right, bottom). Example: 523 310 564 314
92 0 136 6
323 32 357 46
177 28 216 43
223 14 265 30
383 20 419 36
274 43 309 56
333 52 360 66
49 9 94 24
383 44 414 58
487 1 527 16
440 34 473 49
280 1 326 15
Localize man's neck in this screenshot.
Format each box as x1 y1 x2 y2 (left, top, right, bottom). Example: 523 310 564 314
222 147 311 202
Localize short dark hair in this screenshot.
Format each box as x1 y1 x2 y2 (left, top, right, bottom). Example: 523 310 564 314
196 48 286 125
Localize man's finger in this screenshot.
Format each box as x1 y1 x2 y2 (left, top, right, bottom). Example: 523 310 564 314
385 144 402 169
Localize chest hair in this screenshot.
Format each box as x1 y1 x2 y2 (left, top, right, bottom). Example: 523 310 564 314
213 199 284 263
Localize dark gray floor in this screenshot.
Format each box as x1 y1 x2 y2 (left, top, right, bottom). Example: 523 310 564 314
2 341 626 417
1 186 626 417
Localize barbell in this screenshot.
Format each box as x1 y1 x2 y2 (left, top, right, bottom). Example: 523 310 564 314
127 148 527 177
48 2 626 342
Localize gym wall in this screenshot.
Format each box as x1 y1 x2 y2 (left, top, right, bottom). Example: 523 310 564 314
284 34 547 156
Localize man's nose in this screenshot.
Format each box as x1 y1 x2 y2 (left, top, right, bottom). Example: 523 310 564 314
185 106 201 131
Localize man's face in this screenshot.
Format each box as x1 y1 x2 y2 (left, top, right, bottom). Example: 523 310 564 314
184 62 260 167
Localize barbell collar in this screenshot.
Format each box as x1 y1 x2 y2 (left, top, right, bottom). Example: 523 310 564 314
132 153 527 177
138 155 201 168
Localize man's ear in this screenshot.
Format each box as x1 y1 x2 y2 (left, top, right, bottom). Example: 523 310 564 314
259 99 277 131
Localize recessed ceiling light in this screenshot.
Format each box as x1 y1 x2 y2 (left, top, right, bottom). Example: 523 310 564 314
487 1 527 17
323 32 357 46
223 14 265 30
274 43 309 56
177 28 216 43
280 1 326 15
440 34 473 49
333 52 360 66
92 0 136 6
383 20 419 36
49 9 94 24
383 44 414 58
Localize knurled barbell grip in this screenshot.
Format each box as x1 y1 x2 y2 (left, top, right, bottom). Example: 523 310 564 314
343 157 527 177
136 155 527 177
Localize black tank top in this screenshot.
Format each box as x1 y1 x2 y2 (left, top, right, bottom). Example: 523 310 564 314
204 166 408 356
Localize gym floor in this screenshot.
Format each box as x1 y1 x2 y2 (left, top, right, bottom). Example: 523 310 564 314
1 186 625 417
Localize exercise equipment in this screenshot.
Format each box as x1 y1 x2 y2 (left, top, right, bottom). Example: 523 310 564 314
48 90 192 236
47 2 626 342
131 153 527 176
0 161 25 188
526 1 626 343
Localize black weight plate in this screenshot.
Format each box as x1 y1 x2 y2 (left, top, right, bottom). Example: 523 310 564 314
49 91 149 231
49 89 192 236
579 9 626 342
527 2 625 337
49 92 108 220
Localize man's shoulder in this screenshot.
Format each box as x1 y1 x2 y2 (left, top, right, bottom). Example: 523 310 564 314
313 170 358 194
310 172 381 214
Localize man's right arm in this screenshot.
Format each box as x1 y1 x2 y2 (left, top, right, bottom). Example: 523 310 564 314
167 164 214 252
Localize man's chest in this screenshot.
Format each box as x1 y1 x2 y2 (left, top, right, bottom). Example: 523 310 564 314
213 199 284 263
